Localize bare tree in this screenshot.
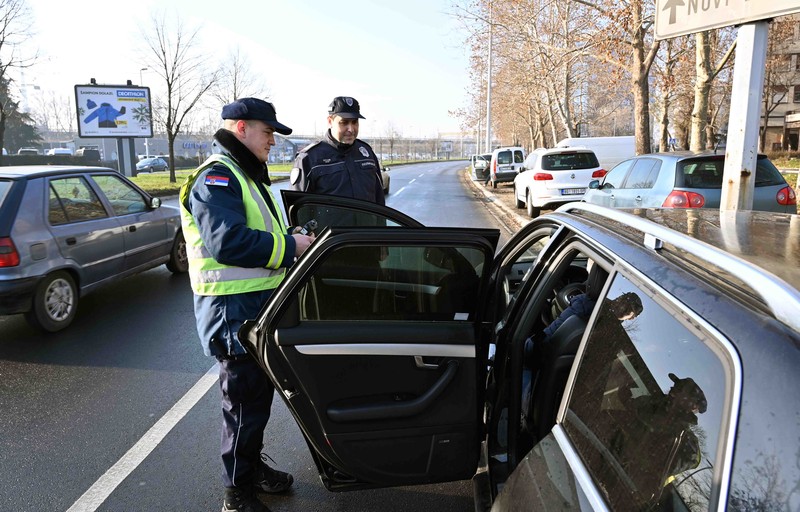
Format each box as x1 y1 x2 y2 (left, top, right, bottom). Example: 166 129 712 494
689 30 736 150
210 46 269 106
140 11 219 182
0 0 34 165
760 19 799 151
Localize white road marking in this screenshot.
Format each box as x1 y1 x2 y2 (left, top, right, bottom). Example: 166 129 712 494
394 186 407 196
66 364 220 512
409 179 416 184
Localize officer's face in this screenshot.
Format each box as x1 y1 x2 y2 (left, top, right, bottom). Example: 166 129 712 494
329 115 359 144
240 120 275 163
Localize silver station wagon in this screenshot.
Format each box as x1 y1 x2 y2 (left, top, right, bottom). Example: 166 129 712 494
240 192 800 511
0 166 187 332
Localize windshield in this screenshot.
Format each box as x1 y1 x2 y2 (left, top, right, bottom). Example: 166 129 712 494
676 155 786 188
541 152 600 170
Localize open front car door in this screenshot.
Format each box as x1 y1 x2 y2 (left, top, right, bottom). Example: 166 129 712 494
241 193 501 491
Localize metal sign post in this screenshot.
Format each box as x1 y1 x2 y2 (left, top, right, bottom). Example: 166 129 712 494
721 22 769 210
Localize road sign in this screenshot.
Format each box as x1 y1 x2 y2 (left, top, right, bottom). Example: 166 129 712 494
655 0 800 40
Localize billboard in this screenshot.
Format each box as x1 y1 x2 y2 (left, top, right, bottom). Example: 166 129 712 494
75 84 153 138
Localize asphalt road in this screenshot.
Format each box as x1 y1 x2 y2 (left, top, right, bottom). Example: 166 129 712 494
0 160 517 512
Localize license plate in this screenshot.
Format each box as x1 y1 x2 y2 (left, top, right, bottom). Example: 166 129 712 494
561 188 586 195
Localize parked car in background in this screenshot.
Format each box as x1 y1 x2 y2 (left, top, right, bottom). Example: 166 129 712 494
488 146 526 188
45 148 74 156
240 191 800 511
582 152 796 212
75 148 101 161
136 157 169 173
513 147 607 218
380 166 391 195
0 166 187 332
471 153 492 181
17 148 39 156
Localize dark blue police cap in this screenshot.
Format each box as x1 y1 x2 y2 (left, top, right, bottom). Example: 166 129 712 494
221 97 292 135
328 96 365 119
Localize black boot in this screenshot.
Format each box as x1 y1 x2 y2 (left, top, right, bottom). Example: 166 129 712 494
222 487 270 512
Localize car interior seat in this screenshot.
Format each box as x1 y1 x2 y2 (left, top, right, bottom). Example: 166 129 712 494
529 314 588 441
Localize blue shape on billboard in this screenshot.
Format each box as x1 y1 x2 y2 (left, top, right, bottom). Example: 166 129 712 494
75 84 154 138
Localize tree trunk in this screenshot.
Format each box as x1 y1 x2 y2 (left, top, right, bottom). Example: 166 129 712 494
691 31 712 151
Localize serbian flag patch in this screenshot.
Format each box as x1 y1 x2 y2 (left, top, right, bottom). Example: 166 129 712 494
204 175 229 186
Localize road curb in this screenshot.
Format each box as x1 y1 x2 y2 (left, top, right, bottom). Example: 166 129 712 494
463 168 530 229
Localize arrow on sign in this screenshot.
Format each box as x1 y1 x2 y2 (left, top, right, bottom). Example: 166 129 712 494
662 0 685 25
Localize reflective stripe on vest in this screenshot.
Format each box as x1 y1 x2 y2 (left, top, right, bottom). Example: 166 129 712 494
179 154 288 296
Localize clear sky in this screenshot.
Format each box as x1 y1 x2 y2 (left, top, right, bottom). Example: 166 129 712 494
24 0 472 138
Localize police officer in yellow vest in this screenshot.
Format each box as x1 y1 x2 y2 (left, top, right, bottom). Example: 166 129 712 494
180 98 314 512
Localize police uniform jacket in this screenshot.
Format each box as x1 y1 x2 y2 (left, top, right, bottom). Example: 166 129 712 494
183 129 296 357
292 130 385 205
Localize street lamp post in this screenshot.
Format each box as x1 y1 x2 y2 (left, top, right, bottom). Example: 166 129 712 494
139 67 148 85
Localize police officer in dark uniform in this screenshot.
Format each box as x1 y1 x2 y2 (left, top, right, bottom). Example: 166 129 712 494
291 96 385 205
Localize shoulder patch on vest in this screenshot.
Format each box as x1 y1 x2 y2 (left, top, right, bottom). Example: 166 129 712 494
204 175 230 186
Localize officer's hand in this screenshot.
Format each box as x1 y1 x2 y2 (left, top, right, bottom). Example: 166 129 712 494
292 233 315 256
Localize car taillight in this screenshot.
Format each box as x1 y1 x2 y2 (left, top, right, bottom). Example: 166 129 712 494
663 190 705 208
776 185 797 206
533 173 553 181
592 169 607 178
0 237 20 267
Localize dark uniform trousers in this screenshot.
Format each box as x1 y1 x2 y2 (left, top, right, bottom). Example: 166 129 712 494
217 355 275 488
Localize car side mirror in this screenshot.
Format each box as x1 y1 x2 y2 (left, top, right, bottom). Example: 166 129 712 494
588 180 600 190
150 197 162 208
383 166 390 172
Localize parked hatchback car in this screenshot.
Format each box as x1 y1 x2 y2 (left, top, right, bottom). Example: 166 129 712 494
136 157 169 173
471 152 492 181
513 147 607 218
238 191 800 511
488 146 525 188
0 166 187 331
582 152 796 212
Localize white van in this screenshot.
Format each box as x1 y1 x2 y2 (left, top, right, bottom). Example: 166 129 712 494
488 146 526 188
556 136 635 171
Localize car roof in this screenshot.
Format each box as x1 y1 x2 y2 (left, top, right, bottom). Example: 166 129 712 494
0 165 118 179
558 204 800 329
532 146 596 155
628 151 767 163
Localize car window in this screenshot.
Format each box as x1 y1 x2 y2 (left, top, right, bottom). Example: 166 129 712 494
678 159 723 189
0 179 11 207
541 152 600 171
92 174 147 215
497 151 512 165
295 243 485 321
601 160 634 189
514 150 524 163
49 177 108 225
754 156 788 186
563 273 730 511
622 158 661 189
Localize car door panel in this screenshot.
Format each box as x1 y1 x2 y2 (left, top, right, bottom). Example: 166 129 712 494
244 221 499 490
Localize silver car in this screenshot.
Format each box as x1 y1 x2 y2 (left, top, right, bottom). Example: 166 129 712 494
582 152 796 212
0 166 187 332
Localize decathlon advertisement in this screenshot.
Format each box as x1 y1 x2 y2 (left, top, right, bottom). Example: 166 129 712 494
75 84 153 138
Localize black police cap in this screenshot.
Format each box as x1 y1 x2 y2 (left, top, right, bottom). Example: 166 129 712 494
328 96 365 119
221 97 292 135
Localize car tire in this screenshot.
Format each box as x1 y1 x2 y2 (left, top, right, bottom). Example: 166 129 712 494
166 231 189 274
526 192 541 218
148 166 155 173
24 271 78 332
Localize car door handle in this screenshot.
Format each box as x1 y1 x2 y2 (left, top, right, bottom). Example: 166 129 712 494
327 360 459 423
414 356 439 370
129 225 137 232
66 237 76 246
